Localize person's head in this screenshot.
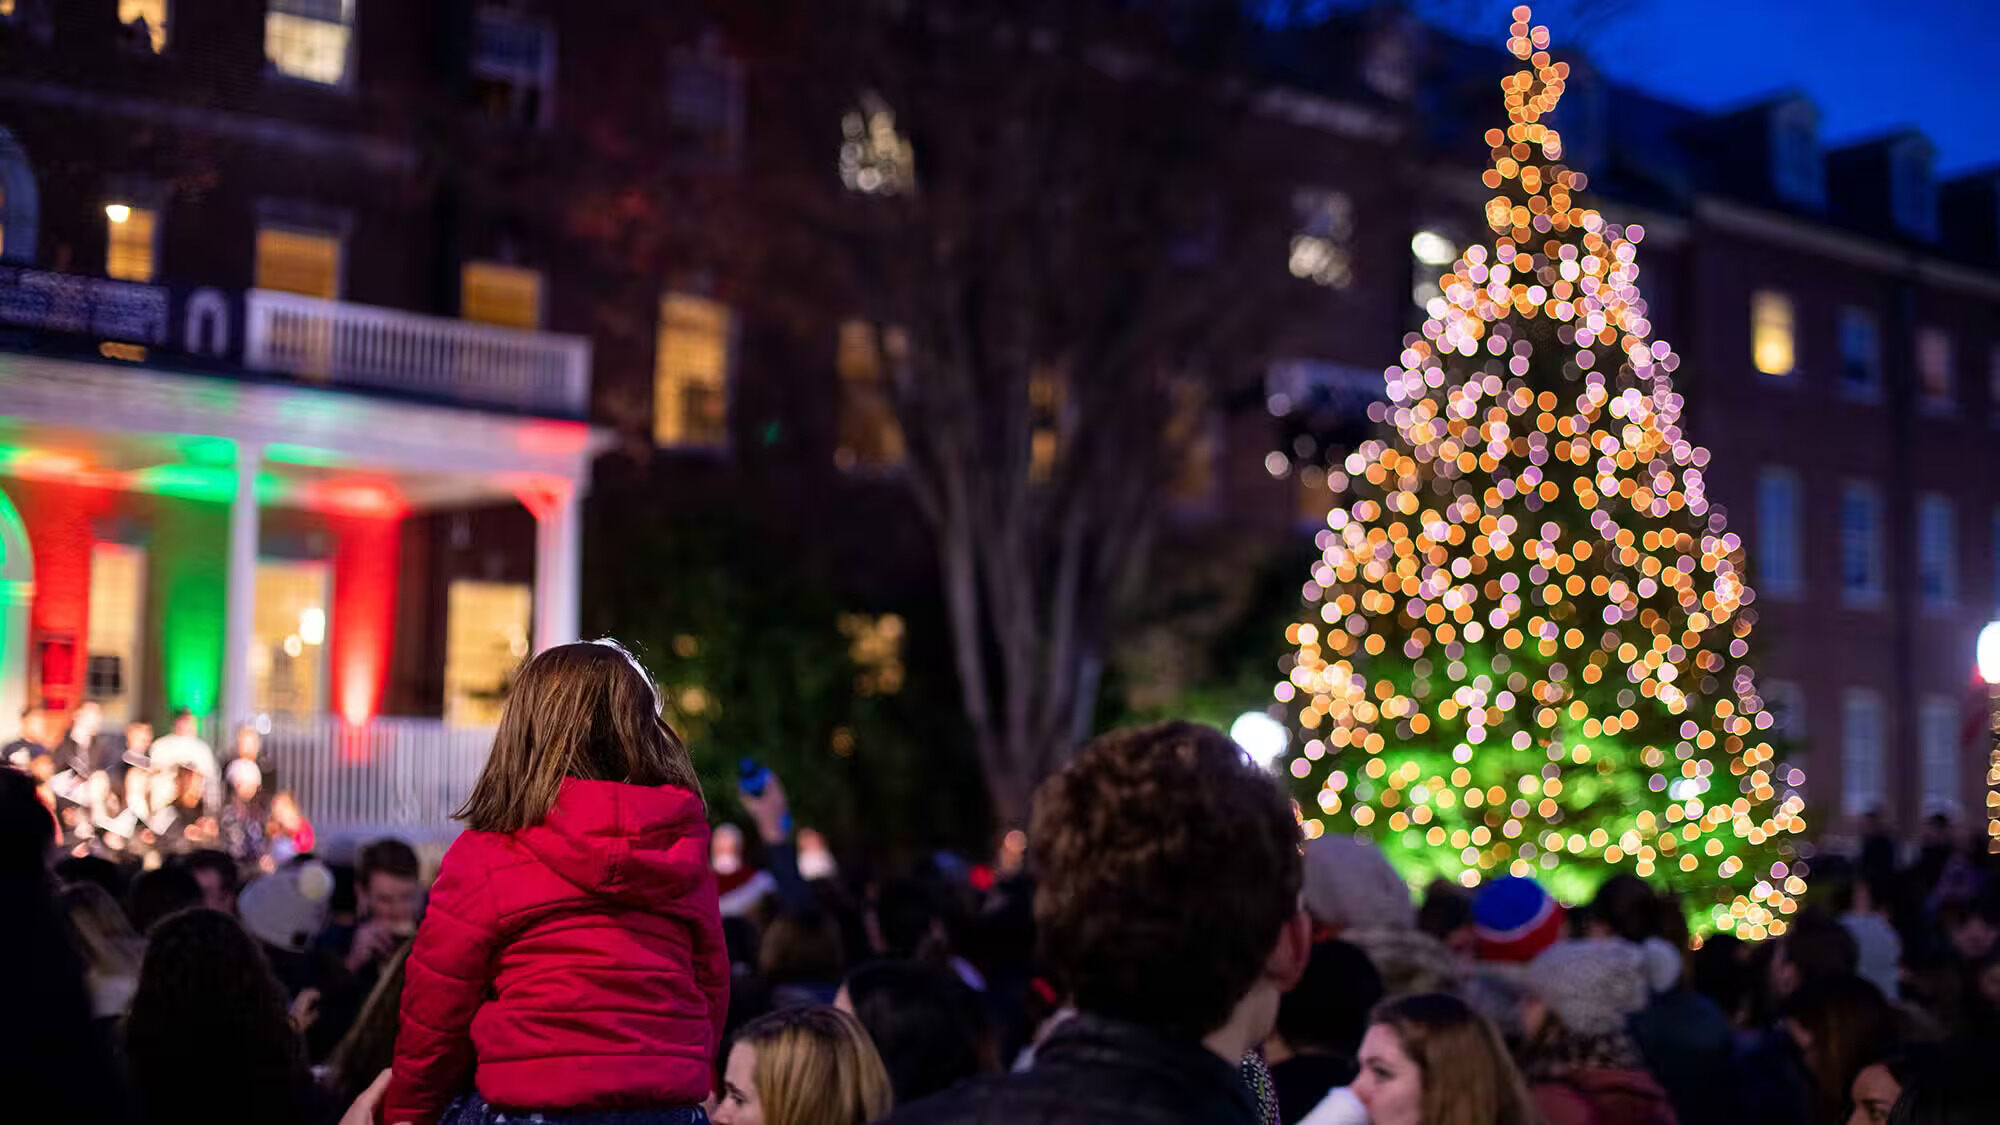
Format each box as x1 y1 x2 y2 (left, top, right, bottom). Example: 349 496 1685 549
1417 880 1475 956
356 838 422 932
169 708 196 738
238 859 336 953
759 911 845 986
1773 909 1862 1001
1032 721 1308 1046
176 850 242 915
713 822 746 875
871 876 945 960
171 764 203 807
456 639 703 834
125 721 153 753
1785 975 1894 1125
69 701 100 741
57 880 144 981
122 909 312 1122
17 703 49 745
1273 938 1384 1061
125 865 203 935
1522 938 1650 1042
53 854 124 899
1849 1050 1935 1125
1587 873 1659 944
269 791 303 832
714 1005 893 1125
233 723 261 760
835 961 994 1105
1472 876 1565 963
1886 1052 2000 1125
1353 993 1537 1125
1938 899 2000 963
226 758 262 803
1302 834 1416 933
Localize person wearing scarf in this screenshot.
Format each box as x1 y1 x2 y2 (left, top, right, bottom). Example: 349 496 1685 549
1517 939 1680 1125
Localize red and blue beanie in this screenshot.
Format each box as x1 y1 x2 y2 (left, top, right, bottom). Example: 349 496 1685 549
1473 875 1565 963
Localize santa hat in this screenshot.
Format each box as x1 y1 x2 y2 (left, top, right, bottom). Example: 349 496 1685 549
1472 875 1565 963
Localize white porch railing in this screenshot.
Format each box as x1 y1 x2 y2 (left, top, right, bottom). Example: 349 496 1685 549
243 289 592 416
258 715 495 845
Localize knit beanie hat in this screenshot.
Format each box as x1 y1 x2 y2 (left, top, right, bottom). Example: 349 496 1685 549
1302 836 1416 933
1527 938 1649 1036
1472 876 1565 963
238 859 334 952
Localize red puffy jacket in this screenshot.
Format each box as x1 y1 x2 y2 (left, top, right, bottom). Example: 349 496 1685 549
381 780 728 1125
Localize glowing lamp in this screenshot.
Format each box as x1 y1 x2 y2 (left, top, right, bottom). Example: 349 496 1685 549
1232 710 1290 771
1979 622 2000 685
105 203 131 223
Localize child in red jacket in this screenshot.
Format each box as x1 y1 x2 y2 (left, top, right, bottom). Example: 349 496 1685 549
381 640 729 1125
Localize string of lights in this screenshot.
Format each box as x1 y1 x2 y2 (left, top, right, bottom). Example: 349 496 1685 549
1280 6 1807 938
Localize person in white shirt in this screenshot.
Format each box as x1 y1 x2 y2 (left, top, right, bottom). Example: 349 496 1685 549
147 709 220 812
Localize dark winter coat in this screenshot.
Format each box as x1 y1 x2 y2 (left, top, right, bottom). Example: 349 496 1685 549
882 1014 1262 1125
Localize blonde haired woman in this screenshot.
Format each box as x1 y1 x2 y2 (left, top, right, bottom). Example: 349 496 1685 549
714 1006 893 1125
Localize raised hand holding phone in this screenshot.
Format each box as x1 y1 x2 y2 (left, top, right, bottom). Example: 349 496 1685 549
737 758 791 844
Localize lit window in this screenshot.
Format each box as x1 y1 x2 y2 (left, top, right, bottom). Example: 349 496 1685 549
1755 468 1802 599
834 320 906 470
1841 688 1884 817
473 9 552 127
105 203 157 283
1919 696 1959 816
1750 290 1794 376
1166 379 1217 505
1291 189 1354 289
669 32 744 166
255 225 341 299
1916 327 1952 409
267 0 354 87
1838 307 1880 398
1918 493 1956 609
653 293 731 448
87 543 146 723
840 92 912 195
445 580 531 725
1839 482 1884 606
1029 365 1066 484
251 559 329 716
461 261 542 329
119 0 167 52
0 1 13 17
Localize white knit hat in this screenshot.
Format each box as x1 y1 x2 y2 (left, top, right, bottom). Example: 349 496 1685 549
1527 938 1650 1036
238 859 334 952
1302 835 1416 932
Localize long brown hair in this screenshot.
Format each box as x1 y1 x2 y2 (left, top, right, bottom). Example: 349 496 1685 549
1370 993 1538 1125
735 1005 893 1125
323 941 413 1110
456 639 704 832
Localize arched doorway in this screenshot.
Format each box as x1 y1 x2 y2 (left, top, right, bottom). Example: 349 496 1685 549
0 486 35 737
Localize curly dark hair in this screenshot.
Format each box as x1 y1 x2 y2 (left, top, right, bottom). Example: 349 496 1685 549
1030 720 1302 1037
123 908 319 1125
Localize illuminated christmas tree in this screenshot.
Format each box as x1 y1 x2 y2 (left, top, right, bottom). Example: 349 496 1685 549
1279 7 1806 938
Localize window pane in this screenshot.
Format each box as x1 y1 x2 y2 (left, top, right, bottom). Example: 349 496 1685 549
834 320 905 470
444 580 530 726
250 559 329 717
653 294 731 447
267 6 353 86
255 226 340 299
1917 328 1952 406
1840 484 1882 603
461 261 542 329
87 544 146 724
1756 469 1801 597
1841 689 1883 817
1839 308 1879 393
1918 494 1955 607
106 204 156 283
1751 290 1794 376
1919 697 1960 816
118 0 167 52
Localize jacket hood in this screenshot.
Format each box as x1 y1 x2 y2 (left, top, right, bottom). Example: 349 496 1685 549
515 779 712 909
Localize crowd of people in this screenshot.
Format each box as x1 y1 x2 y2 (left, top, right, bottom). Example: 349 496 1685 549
6 640 2000 1125
5 701 315 870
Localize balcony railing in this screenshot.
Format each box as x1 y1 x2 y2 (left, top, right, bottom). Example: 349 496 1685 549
259 715 494 845
244 289 592 417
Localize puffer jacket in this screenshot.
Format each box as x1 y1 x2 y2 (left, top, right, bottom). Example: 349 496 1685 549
381 780 727 1125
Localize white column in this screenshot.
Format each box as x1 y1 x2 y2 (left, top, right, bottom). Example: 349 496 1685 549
220 442 261 730
532 483 581 652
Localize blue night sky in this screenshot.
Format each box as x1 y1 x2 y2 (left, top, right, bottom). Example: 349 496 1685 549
1530 0 2000 174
